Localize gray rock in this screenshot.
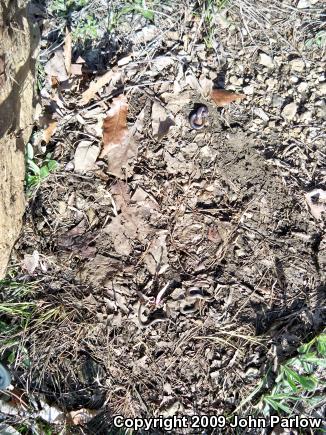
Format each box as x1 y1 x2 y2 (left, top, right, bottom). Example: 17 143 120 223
272 95 285 109
316 82 326 96
289 58 305 72
316 101 326 120
259 52 274 68
281 102 298 120
297 0 311 8
254 107 269 122
297 81 308 93
243 84 254 95
300 110 313 123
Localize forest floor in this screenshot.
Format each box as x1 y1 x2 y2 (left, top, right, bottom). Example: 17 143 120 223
1 0 326 434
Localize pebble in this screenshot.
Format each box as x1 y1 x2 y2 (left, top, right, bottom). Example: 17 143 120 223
300 111 313 123
316 82 326 96
243 84 254 95
281 102 298 120
316 101 326 119
265 78 278 90
297 0 311 8
259 52 274 68
229 75 243 86
272 95 285 109
297 81 308 93
290 58 305 72
254 107 269 122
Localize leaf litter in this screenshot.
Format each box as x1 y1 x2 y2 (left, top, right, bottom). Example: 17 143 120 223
7 0 326 431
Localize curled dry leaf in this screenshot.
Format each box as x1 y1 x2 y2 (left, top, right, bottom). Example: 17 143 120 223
80 69 121 105
101 94 137 179
210 88 246 107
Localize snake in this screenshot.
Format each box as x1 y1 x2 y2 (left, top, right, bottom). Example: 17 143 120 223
137 287 212 328
189 105 209 130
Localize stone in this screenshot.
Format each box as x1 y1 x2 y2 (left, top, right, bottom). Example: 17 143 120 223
135 25 158 44
289 58 305 72
297 81 308 93
281 102 298 120
297 0 311 8
316 101 326 120
258 52 274 68
265 78 278 90
229 76 243 86
0 0 39 278
272 95 285 109
316 82 326 96
254 107 269 122
300 111 313 123
243 84 254 95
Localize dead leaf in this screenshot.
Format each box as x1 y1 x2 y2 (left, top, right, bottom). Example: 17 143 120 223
210 88 246 107
110 180 131 212
144 231 169 275
80 69 121 105
44 50 69 82
43 120 57 144
70 63 83 76
22 250 39 275
151 101 175 140
100 94 137 179
64 28 72 75
305 189 326 221
75 56 85 64
105 183 152 256
74 140 99 173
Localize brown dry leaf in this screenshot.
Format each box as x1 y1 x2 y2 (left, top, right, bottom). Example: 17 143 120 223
64 28 72 75
80 69 121 105
210 88 246 107
101 94 137 179
43 120 57 144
